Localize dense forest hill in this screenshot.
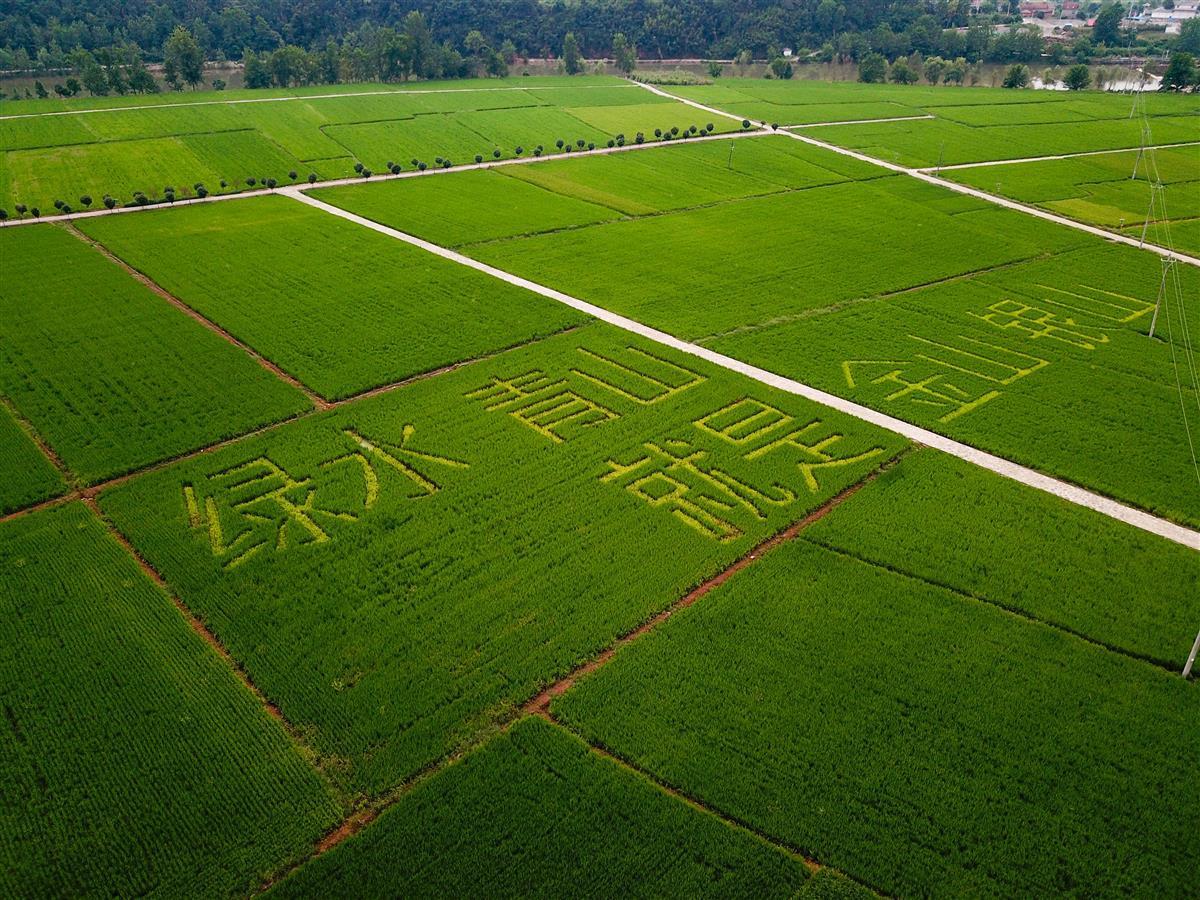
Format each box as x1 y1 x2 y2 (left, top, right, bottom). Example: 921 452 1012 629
7 0 974 63
1 0 1195 94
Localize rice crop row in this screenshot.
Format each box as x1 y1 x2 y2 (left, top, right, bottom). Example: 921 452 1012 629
554 536 1200 898
711 241 1200 526
0 129 324 217
0 75 627 116
79 195 587 400
97 323 906 796
312 169 622 247
0 224 309 484
0 502 340 896
311 136 883 246
675 78 1199 116
268 717 819 898
499 135 883 216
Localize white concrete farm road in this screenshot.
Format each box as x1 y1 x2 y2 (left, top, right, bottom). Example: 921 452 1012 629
284 186 1200 553
633 79 1200 267
0 82 642 121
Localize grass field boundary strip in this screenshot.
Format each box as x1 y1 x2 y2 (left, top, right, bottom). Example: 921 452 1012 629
0 128 773 230
286 186 1200 551
542 714 836 875
256 712 883 897
523 450 910 717
0 83 640 121
0 324 582 526
76 492 341 789
0 394 76 487
631 79 1200 268
808 535 1188 674
699 251 1051 344
919 140 1200 172
66 223 332 410
788 113 936 128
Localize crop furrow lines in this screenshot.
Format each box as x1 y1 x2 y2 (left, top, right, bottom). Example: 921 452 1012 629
0 83 642 123
542 711 897 899
627 80 1200 268
696 252 1054 345
287 186 1200 550
0 490 80 524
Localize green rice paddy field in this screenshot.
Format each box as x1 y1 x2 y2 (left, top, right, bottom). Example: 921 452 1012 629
2 74 1197 897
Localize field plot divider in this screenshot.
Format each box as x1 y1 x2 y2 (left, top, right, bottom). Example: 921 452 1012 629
524 449 911 718
64 224 332 410
257 450 902 893
70 324 584 507
629 80 1200 268
76 494 341 793
0 394 78 487
285 187 1200 552
786 113 936 128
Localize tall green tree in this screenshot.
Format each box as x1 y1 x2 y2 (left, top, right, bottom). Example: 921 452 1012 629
1091 3 1124 47
888 58 918 84
403 11 433 79
563 32 582 75
1064 63 1091 90
1003 63 1031 88
163 26 204 89
1178 19 1200 55
1160 52 1196 91
612 32 636 74
80 59 109 96
859 52 887 83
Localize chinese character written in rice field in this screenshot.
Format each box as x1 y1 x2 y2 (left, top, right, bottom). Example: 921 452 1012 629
842 334 1049 423
601 439 796 543
601 397 887 543
181 426 467 570
969 299 1111 350
696 398 886 493
464 345 706 443
465 370 619 443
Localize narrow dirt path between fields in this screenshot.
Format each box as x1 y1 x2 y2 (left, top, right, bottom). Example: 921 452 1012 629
66 223 331 409
285 186 1200 552
632 79 1200 267
0 395 76 487
524 451 908 716
0 324 582 525
79 494 311 729
259 463 901 893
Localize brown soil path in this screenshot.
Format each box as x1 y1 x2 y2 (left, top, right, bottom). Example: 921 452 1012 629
66 223 331 410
